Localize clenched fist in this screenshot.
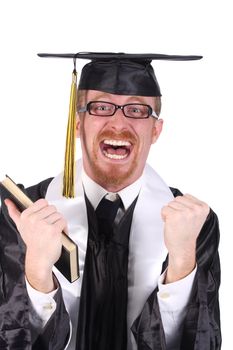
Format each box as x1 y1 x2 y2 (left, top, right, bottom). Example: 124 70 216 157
161 194 210 283
5 198 68 292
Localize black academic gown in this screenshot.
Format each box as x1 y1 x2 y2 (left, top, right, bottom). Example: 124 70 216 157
0 180 221 350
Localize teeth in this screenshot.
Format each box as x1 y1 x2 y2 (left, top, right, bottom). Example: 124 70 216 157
103 139 131 147
103 151 128 160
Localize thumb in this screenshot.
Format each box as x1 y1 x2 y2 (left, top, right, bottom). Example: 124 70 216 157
4 199 21 226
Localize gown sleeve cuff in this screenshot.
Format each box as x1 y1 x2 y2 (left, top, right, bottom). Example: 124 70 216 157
25 276 58 327
157 265 197 312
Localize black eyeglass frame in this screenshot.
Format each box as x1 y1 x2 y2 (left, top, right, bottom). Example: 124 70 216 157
78 101 159 119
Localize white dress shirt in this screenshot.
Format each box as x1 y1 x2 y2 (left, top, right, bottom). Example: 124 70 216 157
26 162 196 349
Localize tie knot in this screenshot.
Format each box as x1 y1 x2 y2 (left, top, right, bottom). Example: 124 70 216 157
96 194 122 224
105 192 119 202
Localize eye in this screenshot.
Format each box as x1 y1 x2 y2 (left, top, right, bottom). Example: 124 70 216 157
125 104 147 117
90 102 114 115
96 105 111 111
130 107 141 113
126 107 141 114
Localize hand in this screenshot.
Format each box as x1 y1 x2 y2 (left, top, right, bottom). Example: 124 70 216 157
161 194 209 283
5 198 68 292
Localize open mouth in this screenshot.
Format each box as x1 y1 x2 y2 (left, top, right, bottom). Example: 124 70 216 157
100 139 132 160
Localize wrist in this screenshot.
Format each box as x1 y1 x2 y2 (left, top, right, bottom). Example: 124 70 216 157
25 269 56 293
165 254 196 284
25 256 55 293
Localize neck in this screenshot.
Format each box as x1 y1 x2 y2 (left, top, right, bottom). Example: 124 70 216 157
91 177 131 193
98 183 127 193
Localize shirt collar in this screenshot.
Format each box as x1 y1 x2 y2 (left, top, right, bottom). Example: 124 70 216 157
81 169 142 211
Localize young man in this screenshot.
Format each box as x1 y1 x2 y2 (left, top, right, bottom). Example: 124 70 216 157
0 53 221 349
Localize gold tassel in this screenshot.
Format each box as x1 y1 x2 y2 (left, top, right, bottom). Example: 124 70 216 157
63 69 77 198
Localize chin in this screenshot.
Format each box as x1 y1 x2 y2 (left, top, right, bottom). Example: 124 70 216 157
92 161 138 189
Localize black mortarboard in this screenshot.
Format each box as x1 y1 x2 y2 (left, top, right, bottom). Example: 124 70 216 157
38 52 202 198
38 52 202 97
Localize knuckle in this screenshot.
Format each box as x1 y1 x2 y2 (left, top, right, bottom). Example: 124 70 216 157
202 202 210 216
61 218 67 228
56 212 63 221
174 195 183 202
161 205 166 212
37 198 49 207
20 210 28 220
161 205 169 214
49 204 57 213
53 216 67 231
201 201 209 209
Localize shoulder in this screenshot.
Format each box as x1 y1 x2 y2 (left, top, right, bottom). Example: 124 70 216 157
25 177 54 201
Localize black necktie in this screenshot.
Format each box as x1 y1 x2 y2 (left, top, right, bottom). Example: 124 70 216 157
95 195 123 240
76 194 133 350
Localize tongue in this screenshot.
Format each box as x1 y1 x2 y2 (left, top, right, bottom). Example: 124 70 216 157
106 146 128 155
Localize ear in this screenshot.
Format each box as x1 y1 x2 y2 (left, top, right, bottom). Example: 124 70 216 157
76 113 81 138
151 119 163 144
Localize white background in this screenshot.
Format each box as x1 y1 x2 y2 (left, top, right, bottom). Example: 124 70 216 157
0 0 232 348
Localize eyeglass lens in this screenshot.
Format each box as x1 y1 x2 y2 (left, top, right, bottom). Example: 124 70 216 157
88 101 151 119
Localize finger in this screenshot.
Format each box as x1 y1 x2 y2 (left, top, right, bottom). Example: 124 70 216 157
175 194 209 214
174 195 200 209
183 193 208 207
44 212 64 225
183 193 201 202
184 194 210 217
25 199 49 215
175 194 204 205
4 199 21 226
53 217 68 234
161 205 174 221
29 204 58 221
167 201 187 211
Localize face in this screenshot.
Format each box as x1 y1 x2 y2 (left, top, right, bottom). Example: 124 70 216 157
76 90 163 191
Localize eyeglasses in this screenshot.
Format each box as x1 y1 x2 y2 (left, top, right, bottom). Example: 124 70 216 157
78 101 159 119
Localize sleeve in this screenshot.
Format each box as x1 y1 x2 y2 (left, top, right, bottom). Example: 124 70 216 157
0 181 71 350
26 278 57 329
32 287 70 350
157 267 196 348
26 276 73 350
131 209 221 350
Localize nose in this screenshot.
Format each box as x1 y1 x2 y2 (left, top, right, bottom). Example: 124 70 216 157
108 107 128 131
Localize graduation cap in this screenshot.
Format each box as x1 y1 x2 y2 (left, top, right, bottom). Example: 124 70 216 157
38 52 202 198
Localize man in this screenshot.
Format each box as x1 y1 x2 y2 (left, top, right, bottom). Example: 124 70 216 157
0 52 221 350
